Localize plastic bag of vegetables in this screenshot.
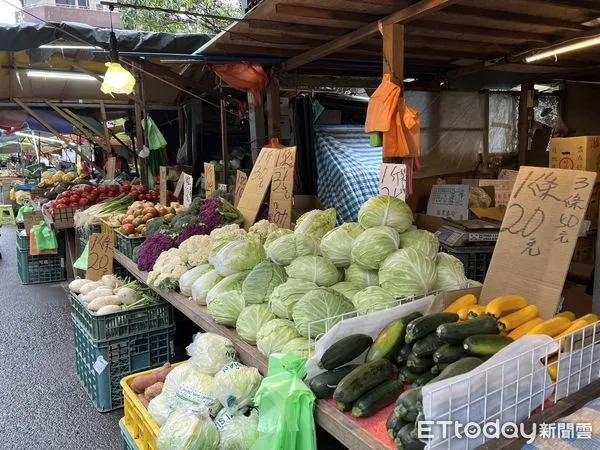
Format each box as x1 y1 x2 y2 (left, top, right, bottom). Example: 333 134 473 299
236 304 275 345
209 235 265 276
215 410 259 450
156 407 220 450
179 264 212 297
319 223 364 268
292 288 355 338
191 269 223 305
265 234 318 266
293 208 337 242
256 319 301 357
268 279 318 320
285 256 341 287
186 333 238 375
213 362 262 411
242 261 287 304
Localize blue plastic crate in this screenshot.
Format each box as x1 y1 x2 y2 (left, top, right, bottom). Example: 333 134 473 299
119 418 139 450
17 247 66 285
439 243 495 283
72 317 174 412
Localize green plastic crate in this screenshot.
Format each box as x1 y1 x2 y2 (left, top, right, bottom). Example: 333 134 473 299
17 247 66 284
17 229 65 253
16 230 29 250
72 317 174 412
71 292 174 342
119 418 139 450
16 221 25 231
115 231 145 260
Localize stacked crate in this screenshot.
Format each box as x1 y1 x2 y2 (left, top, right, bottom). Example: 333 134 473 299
16 230 66 284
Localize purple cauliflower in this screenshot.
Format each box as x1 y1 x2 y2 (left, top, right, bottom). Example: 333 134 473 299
137 234 175 271
175 223 210 246
199 197 244 234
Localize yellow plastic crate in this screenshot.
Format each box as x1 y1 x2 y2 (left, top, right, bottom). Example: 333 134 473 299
121 362 184 450
100 218 118 245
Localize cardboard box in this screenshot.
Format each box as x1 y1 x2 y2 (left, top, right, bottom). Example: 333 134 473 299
549 136 600 172
293 195 323 221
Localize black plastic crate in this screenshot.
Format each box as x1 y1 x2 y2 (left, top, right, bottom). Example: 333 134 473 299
439 243 495 283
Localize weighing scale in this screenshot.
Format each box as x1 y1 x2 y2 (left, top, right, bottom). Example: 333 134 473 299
435 219 500 247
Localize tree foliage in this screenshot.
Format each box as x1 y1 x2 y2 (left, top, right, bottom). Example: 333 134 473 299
120 0 243 34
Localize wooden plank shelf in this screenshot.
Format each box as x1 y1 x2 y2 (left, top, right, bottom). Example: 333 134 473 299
113 250 392 450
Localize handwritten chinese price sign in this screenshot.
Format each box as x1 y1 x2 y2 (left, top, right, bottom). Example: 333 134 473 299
182 173 193 207
480 167 597 318
234 170 248 207
237 147 277 229
159 166 167 206
87 233 114 281
269 147 297 229
380 163 407 201
204 163 216 198
427 185 470 220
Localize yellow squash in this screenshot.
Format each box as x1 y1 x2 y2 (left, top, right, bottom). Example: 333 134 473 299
579 313 599 324
467 305 487 318
457 306 472 321
498 305 539 331
546 356 559 381
527 317 571 337
508 318 544 340
485 295 528 318
444 294 477 314
555 311 576 321
555 318 594 350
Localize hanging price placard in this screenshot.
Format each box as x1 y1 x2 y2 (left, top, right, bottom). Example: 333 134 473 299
183 173 193 207
204 163 216 197
87 233 113 281
269 147 296 229
234 170 248 207
159 166 167 206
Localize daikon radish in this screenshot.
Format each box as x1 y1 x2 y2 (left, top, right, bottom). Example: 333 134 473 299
101 275 120 289
82 288 114 303
69 278 91 293
96 305 122 315
79 281 105 296
89 295 121 311
116 287 139 305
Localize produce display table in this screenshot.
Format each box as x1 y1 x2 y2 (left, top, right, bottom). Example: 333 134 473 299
114 251 392 450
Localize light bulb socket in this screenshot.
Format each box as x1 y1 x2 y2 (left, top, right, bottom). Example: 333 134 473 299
109 30 119 62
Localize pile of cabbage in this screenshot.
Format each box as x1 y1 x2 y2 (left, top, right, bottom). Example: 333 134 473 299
176 195 470 359
150 332 262 450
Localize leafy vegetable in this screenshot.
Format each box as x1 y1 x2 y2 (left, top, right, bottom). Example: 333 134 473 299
207 292 246 326
213 362 262 411
263 228 293 252
206 272 248 305
358 195 413 233
293 208 337 242
242 261 287 304
236 304 275 345
256 319 301 357
433 252 469 291
285 256 342 287
282 337 312 359
191 269 223 305
352 286 394 312
217 412 259 450
268 278 318 320
330 281 362 301
344 264 379 288
200 197 244 233
379 248 437 298
186 332 237 375
265 234 318 266
209 236 265 276
248 220 279 242
351 226 400 270
319 223 364 268
179 264 212 296
399 230 439 260
175 224 210 246
137 234 175 271
292 288 355 338
156 408 220 450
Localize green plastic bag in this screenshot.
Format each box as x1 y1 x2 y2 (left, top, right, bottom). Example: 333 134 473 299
74 242 89 271
251 353 316 450
16 204 33 221
33 222 58 251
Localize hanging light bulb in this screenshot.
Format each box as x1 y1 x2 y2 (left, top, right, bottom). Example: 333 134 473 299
101 5 136 95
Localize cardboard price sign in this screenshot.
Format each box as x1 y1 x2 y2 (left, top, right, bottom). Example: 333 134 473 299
106 157 116 180
174 173 185 198
159 166 167 206
380 163 407 201
269 147 297 229
87 233 114 281
23 211 43 236
182 173 193 207
234 170 248 207
480 167 597 318
426 185 470 220
237 147 277 229
204 163 216 197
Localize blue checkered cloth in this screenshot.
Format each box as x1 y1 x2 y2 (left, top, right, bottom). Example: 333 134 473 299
315 126 381 223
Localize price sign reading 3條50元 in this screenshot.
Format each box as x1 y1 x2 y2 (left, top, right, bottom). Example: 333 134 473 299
269 147 297 229
481 167 597 318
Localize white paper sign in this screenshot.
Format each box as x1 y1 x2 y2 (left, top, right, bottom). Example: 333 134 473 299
379 163 407 200
183 173 193 207
427 184 470 220
93 356 108 374
174 173 185 197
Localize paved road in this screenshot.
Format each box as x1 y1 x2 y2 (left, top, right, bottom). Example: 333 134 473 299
0 226 121 449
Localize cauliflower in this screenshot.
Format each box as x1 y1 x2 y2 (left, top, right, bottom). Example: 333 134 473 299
210 224 247 240
148 248 189 291
248 220 279 242
179 235 214 267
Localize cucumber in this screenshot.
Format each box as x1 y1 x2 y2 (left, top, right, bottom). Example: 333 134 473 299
352 380 404 417
405 313 459 343
319 334 373 370
396 404 419 422
387 408 407 439
406 353 435 374
464 335 513 357
430 363 449 375
395 387 423 417
430 357 483 384
411 333 442 358
336 400 351 412
436 316 499 344
366 312 422 362
334 359 398 403
433 343 466 364
309 364 361 399
395 423 425 450
395 342 414 365
412 371 436 387
398 366 422 384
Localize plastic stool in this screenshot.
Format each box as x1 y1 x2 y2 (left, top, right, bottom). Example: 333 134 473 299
0 205 15 224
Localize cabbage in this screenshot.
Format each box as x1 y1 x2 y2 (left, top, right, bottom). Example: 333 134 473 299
434 252 469 292
191 269 224 305
174 371 221 417
282 337 312 359
352 286 394 312
330 281 362 301
236 304 275 344
293 208 337 241
265 234 318 266
242 261 287 304
256 319 301 357
358 195 413 233
263 228 293 251
213 362 262 411
285 256 341 287
345 264 379 288
379 248 437 298
351 226 400 270
179 264 213 296
468 279 482 287
206 272 249 304
292 288 355 338
268 278 318 320
207 291 246 327
186 333 237 375
157 408 220 450
148 393 172 426
319 223 364 268
209 236 265 276
210 234 241 258
216 412 259 450
399 230 439 260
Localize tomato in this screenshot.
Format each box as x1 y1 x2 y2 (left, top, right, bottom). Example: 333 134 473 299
139 186 148 194
79 198 88 206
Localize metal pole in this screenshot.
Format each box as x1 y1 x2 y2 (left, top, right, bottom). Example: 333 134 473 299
220 87 229 186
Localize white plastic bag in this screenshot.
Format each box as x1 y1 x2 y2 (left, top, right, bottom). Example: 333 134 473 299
212 362 262 412
156 407 220 450
186 332 238 375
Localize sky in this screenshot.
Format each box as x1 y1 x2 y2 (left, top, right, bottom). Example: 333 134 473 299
0 0 18 24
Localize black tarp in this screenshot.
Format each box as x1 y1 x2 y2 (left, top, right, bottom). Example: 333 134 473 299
0 22 210 53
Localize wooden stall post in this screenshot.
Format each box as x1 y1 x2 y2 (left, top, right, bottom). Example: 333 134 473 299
382 23 404 87
267 75 281 140
134 65 149 185
248 92 265 164
518 82 533 167
220 88 229 185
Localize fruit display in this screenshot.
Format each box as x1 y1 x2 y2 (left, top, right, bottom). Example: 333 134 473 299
39 170 78 188
113 201 182 238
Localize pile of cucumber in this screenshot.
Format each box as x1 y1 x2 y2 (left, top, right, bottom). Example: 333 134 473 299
309 310 516 449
